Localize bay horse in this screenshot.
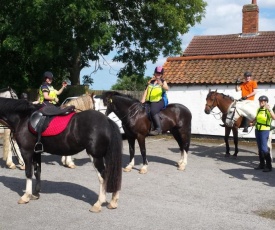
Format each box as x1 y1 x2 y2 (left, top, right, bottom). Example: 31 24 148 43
204 90 243 157
0 87 25 169
0 97 122 212
102 91 192 173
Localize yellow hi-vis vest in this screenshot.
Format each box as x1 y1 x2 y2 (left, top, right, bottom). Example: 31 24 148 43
39 85 57 104
145 84 163 102
255 108 271 131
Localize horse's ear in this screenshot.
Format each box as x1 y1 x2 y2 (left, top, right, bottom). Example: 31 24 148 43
215 89 217 92
209 89 211 92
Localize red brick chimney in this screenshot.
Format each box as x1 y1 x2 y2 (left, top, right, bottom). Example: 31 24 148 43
242 0 259 34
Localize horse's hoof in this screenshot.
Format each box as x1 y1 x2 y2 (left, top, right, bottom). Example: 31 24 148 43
7 163 16 169
31 194 40 200
17 199 29 204
89 205 102 213
67 164 76 169
177 165 186 171
123 167 132 172
107 203 118 210
19 165 25 170
139 168 147 174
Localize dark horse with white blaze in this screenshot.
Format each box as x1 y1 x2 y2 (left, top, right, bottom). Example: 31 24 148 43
0 97 122 213
102 91 192 173
204 90 243 157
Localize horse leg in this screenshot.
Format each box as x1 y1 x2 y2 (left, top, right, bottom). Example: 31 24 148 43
89 157 106 213
268 132 273 161
3 129 16 169
12 139 25 170
32 153 41 199
61 156 76 169
18 152 34 204
107 191 120 210
171 128 189 171
137 136 148 174
123 137 136 172
232 127 239 157
224 127 231 157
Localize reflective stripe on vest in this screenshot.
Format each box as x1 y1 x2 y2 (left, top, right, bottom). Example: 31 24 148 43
39 85 57 104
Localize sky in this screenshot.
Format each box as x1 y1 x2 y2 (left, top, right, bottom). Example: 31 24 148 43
80 0 275 90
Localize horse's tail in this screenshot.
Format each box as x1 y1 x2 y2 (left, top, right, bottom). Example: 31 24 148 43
104 119 122 193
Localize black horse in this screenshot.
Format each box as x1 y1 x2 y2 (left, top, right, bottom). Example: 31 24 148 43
0 97 122 213
102 91 192 173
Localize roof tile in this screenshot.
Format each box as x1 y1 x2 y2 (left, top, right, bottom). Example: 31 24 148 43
163 31 275 85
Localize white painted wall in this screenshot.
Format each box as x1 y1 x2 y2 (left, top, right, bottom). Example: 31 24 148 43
167 84 275 139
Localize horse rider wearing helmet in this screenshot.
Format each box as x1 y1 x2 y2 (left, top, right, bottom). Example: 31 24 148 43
141 66 169 135
39 71 67 106
235 71 258 132
252 95 275 172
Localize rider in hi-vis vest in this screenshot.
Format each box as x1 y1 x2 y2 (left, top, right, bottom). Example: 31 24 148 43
254 95 275 172
141 66 169 136
39 71 67 106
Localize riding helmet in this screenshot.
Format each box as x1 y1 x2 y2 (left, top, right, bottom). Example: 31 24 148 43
44 71 53 79
258 95 269 102
244 71 252 77
154 66 164 74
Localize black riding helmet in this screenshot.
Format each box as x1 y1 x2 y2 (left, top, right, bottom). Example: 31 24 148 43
258 95 269 102
244 71 252 77
44 71 53 79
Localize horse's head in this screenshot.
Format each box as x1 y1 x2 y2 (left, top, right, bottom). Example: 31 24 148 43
204 89 218 114
225 100 258 127
102 91 117 116
0 87 18 99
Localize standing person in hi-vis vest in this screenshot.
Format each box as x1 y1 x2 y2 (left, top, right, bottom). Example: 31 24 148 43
252 95 275 172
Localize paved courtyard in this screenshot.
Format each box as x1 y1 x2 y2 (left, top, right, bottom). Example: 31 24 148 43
0 136 275 229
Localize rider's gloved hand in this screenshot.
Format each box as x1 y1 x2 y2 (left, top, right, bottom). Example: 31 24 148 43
241 96 247 100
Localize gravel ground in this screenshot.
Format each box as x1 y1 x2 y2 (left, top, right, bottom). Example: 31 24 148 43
0 135 275 230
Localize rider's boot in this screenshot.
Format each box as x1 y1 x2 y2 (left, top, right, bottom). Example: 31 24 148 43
263 154 272 172
242 117 249 132
149 114 162 136
254 152 265 170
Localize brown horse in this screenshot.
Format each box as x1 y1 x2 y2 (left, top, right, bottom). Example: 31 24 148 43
204 90 243 157
102 91 192 173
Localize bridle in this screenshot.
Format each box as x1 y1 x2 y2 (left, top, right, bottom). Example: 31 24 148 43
205 93 218 112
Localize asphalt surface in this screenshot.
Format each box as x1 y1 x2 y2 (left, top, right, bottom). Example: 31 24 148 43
0 136 275 230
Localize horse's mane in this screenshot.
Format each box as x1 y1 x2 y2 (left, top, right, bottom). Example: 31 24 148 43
0 98 35 115
208 91 234 101
103 91 140 103
62 94 94 111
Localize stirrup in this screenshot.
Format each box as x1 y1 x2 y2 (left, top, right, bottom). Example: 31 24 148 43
34 142 44 153
149 130 161 136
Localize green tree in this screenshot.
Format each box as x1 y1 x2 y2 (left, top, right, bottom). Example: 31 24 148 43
0 0 207 92
111 75 151 91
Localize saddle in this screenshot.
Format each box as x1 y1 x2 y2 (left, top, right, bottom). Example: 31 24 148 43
29 105 75 153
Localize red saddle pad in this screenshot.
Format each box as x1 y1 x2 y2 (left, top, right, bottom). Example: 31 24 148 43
42 112 76 136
